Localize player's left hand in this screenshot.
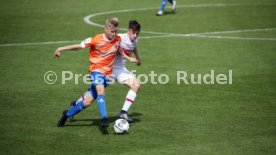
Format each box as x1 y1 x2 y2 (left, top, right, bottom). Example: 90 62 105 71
54 48 62 57
129 57 138 63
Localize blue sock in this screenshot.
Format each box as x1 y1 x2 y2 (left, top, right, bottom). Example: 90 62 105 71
160 0 167 11
66 98 86 118
97 95 107 119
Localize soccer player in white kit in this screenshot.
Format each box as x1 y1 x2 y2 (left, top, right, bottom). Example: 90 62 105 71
113 20 142 122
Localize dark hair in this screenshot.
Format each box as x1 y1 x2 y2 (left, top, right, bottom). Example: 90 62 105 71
128 20 141 32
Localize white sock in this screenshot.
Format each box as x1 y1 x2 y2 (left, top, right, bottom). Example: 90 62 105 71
172 0 176 10
122 90 137 112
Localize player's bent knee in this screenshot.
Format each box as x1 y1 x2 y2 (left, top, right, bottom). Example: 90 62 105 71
134 81 140 91
84 93 94 106
136 79 140 89
130 78 140 92
96 85 105 95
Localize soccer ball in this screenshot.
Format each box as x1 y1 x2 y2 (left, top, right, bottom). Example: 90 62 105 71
113 119 129 134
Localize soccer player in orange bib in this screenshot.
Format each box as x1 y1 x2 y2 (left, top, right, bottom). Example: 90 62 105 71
54 18 121 127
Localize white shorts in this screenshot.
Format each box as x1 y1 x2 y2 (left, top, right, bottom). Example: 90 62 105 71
112 67 135 84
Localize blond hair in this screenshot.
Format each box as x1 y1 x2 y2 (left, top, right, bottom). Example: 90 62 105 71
105 17 120 29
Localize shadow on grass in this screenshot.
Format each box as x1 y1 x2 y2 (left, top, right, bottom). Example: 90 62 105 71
156 11 176 16
64 112 143 135
163 11 175 15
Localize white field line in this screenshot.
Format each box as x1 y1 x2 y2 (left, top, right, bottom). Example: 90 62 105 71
1 28 276 47
1 3 276 47
194 35 276 41
83 3 276 35
0 40 80 47
187 28 276 36
140 28 276 38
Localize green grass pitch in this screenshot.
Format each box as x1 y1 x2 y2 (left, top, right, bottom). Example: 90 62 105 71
0 0 276 154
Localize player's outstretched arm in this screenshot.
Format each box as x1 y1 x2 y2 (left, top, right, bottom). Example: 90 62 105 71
121 51 138 63
54 44 83 57
133 47 141 66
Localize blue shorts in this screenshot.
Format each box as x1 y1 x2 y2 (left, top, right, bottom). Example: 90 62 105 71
88 72 109 99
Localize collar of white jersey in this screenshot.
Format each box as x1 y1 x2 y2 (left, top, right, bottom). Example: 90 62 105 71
119 33 138 43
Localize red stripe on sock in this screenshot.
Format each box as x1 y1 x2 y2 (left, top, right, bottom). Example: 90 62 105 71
126 98 134 102
82 95 85 101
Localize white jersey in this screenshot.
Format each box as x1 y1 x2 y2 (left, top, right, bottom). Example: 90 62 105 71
113 33 138 69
